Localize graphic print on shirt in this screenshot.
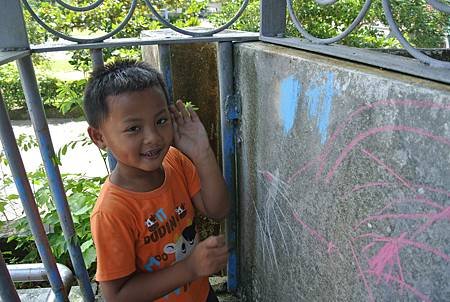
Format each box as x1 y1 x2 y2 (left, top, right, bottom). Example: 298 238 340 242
143 221 198 272
143 202 196 269
162 221 198 299
143 203 199 299
143 222 198 299
143 203 189 244
163 221 197 262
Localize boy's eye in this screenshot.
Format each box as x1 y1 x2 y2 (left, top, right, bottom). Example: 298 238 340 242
126 126 141 132
157 118 168 125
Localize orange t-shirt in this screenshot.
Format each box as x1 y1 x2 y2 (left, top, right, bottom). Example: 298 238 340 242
91 147 209 302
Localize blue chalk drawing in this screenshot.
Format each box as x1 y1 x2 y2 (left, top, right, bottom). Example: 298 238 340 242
305 72 335 144
279 76 302 134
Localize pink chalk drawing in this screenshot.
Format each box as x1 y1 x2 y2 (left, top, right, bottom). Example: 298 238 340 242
253 99 450 301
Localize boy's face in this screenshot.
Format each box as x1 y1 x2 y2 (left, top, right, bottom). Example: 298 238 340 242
89 87 173 174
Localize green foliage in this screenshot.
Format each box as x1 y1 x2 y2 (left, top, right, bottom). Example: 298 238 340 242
54 79 87 115
1 134 106 273
0 63 85 114
24 0 206 71
184 100 200 111
173 0 208 28
210 0 449 48
373 0 449 48
16 134 39 152
209 0 261 32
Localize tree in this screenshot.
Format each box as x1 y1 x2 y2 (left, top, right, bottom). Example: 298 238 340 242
24 0 208 71
210 0 449 48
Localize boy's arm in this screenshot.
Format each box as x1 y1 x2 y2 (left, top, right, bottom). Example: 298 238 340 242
170 100 230 220
191 147 230 220
100 235 228 302
101 259 192 302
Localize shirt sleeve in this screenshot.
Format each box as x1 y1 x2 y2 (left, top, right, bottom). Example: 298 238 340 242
91 210 136 281
177 150 201 198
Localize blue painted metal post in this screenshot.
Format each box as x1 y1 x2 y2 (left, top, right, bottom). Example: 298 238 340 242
217 41 239 293
0 90 68 302
90 48 104 71
89 48 117 171
158 44 174 104
0 250 20 302
16 56 95 301
0 0 29 51
260 0 287 37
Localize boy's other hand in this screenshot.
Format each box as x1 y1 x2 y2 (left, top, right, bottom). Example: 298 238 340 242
170 100 211 163
185 235 228 279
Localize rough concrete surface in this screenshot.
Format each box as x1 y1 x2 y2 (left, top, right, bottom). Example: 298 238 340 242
235 42 450 302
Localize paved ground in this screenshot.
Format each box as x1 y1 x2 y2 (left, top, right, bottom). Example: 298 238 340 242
6 118 107 177
16 277 239 301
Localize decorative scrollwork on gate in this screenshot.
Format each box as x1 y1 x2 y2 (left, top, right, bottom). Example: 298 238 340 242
21 0 249 43
287 0 450 68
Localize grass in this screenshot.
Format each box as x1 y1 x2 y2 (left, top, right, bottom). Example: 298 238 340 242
36 53 85 81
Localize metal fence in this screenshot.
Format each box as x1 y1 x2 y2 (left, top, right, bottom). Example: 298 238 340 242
261 0 450 83
0 0 449 301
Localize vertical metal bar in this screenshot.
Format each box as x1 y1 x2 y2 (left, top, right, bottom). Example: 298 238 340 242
16 56 95 302
0 250 20 302
89 48 117 171
217 41 238 293
260 0 287 37
158 44 174 104
0 90 67 302
0 0 29 51
90 48 104 70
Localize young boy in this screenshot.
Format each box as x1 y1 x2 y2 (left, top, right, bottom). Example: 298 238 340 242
84 60 230 302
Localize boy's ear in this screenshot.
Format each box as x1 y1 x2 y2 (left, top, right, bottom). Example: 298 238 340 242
87 126 107 150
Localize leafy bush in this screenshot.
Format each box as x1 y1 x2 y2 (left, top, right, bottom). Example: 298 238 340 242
209 0 261 33
8 171 105 271
1 134 106 273
0 63 85 114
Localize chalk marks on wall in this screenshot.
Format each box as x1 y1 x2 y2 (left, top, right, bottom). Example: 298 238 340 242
253 98 450 301
305 72 334 144
279 76 301 134
278 72 335 143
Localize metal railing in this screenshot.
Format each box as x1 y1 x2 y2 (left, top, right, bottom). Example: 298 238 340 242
0 0 255 301
261 0 450 83
0 0 449 301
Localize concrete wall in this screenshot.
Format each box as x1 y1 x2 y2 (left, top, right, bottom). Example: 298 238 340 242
235 42 450 301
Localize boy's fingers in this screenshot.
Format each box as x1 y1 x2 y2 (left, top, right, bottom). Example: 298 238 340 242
169 105 177 116
171 113 178 130
216 252 229 268
219 252 229 264
170 105 183 125
215 245 229 257
169 105 176 114
216 235 226 246
175 100 190 121
208 246 228 268
188 106 199 122
205 235 226 248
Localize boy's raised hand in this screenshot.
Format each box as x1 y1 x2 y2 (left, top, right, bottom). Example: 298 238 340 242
170 100 211 163
184 235 228 279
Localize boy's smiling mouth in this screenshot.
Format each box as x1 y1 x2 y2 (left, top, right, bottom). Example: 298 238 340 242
141 148 163 159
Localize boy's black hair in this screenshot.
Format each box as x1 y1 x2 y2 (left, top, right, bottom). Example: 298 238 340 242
83 60 170 128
